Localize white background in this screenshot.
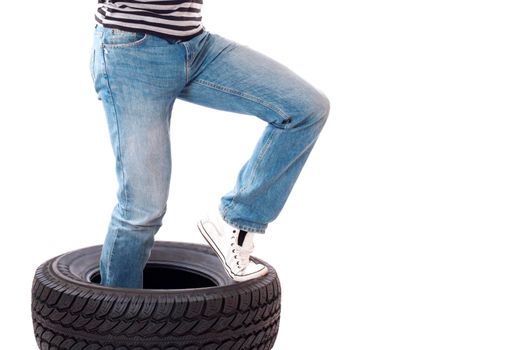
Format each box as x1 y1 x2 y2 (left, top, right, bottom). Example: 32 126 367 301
1 0 524 349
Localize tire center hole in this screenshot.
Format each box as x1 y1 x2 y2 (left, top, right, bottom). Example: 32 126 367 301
89 264 218 289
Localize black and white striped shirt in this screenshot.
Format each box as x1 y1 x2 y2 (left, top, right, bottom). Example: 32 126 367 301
95 0 204 41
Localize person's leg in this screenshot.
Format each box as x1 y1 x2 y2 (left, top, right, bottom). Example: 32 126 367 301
178 32 330 234
90 25 188 288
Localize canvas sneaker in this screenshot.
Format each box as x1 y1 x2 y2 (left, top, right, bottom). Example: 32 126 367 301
197 213 268 282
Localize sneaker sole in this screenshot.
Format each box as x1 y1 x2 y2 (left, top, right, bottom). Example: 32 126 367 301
197 220 268 282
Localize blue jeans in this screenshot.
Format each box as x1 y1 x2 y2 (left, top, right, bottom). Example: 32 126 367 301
90 24 330 288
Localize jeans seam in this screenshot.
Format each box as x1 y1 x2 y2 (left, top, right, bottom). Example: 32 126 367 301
89 49 95 83
182 31 211 85
244 127 277 193
101 46 129 219
193 79 292 126
182 42 190 85
223 127 277 221
105 228 120 283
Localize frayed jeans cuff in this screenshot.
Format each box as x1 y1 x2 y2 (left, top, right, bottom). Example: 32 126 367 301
220 211 267 234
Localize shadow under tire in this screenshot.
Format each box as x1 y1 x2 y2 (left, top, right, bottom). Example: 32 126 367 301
31 241 281 350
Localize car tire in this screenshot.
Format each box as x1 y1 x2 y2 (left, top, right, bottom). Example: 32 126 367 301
31 241 281 350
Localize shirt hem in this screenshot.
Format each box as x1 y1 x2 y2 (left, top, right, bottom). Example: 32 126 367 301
94 17 205 43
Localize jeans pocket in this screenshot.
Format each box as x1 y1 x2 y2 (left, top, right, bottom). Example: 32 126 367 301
102 28 148 48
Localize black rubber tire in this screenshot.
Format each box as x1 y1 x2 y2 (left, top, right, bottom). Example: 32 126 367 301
31 241 281 350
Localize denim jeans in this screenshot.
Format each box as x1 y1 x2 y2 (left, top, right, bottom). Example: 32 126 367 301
90 24 330 288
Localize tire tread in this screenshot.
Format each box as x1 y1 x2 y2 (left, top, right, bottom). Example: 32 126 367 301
31 243 281 349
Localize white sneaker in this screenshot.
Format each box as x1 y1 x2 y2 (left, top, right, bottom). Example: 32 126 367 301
197 213 268 282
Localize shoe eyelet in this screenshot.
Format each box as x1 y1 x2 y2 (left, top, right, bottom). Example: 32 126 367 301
232 250 235 253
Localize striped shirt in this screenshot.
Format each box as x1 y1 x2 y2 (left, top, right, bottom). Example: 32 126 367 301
95 0 204 41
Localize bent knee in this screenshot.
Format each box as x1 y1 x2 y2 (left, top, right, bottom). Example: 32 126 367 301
291 89 330 128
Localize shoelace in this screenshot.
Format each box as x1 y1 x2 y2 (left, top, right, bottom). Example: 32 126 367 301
230 234 252 271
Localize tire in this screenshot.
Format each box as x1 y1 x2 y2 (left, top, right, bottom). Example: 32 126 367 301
31 241 281 350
